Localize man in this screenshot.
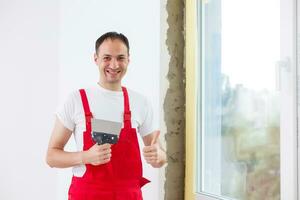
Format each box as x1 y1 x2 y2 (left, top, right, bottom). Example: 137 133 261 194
46 32 166 200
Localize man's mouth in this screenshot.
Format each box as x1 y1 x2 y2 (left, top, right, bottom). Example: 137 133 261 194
105 68 121 75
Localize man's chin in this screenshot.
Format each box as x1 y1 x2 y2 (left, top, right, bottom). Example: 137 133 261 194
105 79 121 84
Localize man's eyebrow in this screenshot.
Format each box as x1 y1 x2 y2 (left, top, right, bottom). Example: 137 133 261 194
102 54 112 57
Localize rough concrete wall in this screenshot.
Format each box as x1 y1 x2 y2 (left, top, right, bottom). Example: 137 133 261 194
164 0 185 199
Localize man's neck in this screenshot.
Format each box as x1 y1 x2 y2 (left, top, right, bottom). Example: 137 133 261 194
97 82 122 91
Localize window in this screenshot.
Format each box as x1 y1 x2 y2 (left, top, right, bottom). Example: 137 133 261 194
184 0 298 199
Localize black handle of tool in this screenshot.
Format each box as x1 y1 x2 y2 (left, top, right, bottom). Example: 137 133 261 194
92 131 119 145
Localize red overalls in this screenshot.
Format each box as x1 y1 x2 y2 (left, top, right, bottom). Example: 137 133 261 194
68 87 150 200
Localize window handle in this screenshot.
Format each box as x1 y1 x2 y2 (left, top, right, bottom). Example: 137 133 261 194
275 57 291 91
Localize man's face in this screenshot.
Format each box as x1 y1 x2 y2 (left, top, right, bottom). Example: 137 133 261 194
94 39 129 87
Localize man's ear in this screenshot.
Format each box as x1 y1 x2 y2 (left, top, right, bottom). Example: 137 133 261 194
94 53 98 63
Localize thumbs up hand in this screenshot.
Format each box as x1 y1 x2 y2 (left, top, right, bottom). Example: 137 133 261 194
142 131 166 168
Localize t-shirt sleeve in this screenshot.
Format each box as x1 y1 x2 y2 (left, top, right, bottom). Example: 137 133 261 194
138 99 156 137
55 91 77 132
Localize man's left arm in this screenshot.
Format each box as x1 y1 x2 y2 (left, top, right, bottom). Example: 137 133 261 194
142 130 167 168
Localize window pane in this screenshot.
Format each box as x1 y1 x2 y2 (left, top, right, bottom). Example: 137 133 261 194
197 0 280 199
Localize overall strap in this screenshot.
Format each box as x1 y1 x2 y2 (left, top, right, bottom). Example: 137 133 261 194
122 87 132 129
79 89 93 150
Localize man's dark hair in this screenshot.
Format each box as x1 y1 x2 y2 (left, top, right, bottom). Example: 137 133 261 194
95 32 130 55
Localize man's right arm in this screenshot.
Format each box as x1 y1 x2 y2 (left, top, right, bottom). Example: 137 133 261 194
46 117 112 168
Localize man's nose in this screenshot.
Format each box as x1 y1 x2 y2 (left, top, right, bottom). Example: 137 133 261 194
109 58 118 69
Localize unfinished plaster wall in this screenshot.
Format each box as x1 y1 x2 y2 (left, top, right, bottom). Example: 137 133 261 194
162 0 185 199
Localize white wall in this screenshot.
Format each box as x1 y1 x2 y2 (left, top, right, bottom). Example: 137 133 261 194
159 0 169 199
0 0 161 199
0 0 59 199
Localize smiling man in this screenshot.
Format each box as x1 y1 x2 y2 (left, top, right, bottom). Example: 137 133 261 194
46 32 166 200
96 35 129 90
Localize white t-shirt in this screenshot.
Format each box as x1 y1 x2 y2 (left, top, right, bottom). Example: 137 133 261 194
55 84 155 177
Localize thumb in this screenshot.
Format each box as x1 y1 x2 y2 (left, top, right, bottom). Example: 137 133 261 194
151 130 160 145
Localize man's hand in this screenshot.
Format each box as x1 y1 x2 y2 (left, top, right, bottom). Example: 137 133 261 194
143 131 166 168
82 143 112 166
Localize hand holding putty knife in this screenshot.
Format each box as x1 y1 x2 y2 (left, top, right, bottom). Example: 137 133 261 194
81 119 122 166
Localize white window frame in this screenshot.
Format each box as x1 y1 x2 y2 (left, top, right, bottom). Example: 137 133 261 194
280 0 298 199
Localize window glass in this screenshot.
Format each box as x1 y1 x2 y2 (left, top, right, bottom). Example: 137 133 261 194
197 0 280 199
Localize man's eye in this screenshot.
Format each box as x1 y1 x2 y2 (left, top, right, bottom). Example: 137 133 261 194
103 57 110 61
118 57 125 61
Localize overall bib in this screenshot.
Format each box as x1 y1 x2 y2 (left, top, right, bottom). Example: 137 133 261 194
68 87 150 200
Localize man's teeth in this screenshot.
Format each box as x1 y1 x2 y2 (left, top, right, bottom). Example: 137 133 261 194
106 70 120 73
